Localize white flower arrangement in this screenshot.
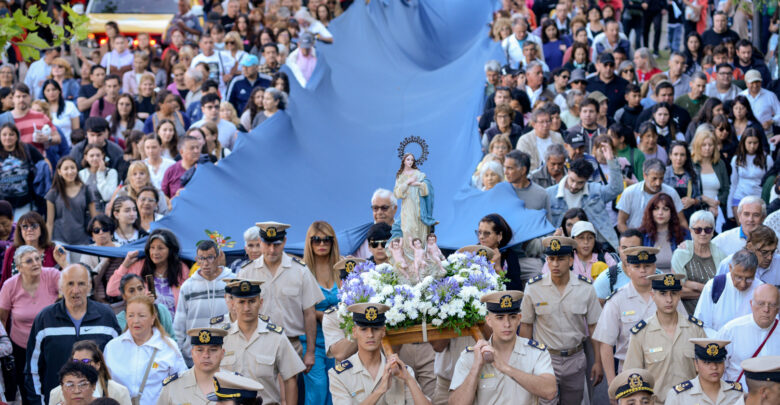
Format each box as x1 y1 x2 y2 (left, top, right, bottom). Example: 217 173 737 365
338 252 505 335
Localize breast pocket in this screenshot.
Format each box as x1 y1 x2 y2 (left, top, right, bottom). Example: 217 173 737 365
619 311 641 328
643 346 668 365
533 302 558 318
251 351 276 379
220 352 238 371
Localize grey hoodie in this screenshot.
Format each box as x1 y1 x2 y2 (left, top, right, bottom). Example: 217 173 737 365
173 266 233 365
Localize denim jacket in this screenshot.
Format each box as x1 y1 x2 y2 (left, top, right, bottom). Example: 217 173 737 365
546 158 624 249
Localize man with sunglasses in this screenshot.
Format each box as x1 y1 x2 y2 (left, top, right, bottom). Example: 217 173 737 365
353 189 397 259
695 249 764 336
367 222 392 265
237 221 324 373
173 239 233 366
716 226 780 289
587 52 628 116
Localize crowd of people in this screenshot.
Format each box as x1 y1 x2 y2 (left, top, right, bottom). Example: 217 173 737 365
0 0 778 404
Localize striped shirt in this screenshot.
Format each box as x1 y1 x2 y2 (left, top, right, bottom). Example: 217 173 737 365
13 110 57 153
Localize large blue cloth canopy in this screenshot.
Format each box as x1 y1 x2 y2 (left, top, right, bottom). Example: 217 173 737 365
68 0 553 259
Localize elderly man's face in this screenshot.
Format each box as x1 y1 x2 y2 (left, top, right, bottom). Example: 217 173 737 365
747 241 777 270
729 264 756 291
61 266 91 309
547 154 565 177
372 196 396 224
526 66 543 89
486 70 499 85
245 238 262 261
739 202 764 235
751 285 780 328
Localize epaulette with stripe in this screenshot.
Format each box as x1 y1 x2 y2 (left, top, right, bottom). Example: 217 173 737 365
267 323 284 334
292 256 305 266
465 346 474 352
688 315 703 327
605 290 617 301
577 274 592 284
527 339 546 351
673 381 693 394
727 381 743 392
334 360 352 373
259 313 269 322
630 320 647 334
324 306 336 314
162 373 178 386
527 274 543 284
209 315 224 325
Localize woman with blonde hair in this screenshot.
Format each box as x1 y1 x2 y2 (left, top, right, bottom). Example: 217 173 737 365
219 101 241 128
491 17 512 41
47 57 81 101
48 340 132 405
106 162 169 216
103 295 186 405
301 220 340 405
224 31 248 67
691 128 729 222
135 73 156 121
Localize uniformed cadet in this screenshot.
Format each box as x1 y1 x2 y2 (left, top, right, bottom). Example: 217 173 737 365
220 279 305 405
449 291 556 405
624 273 707 405
210 280 271 331
328 303 430 405
593 246 685 385
664 339 743 405
607 368 655 405
208 371 263 405
323 257 363 361
237 221 324 372
519 236 603 405
735 355 780 405
157 328 228 405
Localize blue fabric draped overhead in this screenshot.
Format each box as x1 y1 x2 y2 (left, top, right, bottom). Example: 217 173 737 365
67 0 554 260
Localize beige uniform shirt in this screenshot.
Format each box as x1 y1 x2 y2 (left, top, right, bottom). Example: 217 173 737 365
732 395 746 405
328 352 418 405
623 312 707 404
449 337 555 405
220 319 306 404
520 273 602 350
237 254 325 337
592 282 685 361
434 336 474 380
156 368 212 405
323 308 356 359
663 377 744 405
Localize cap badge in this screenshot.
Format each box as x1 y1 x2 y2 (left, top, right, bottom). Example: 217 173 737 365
266 227 277 237
198 330 211 344
500 295 513 308
240 281 250 293
706 344 719 357
365 306 378 321
550 239 561 252
663 274 675 287
345 261 355 273
628 374 642 389
638 251 649 261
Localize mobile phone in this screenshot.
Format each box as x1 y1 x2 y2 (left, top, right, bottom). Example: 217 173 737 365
145 275 157 299
57 246 66 255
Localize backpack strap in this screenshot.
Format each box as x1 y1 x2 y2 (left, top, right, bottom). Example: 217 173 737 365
712 274 727 304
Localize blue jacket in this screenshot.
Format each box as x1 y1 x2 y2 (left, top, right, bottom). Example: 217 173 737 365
25 299 121 405
226 74 269 115
547 158 624 249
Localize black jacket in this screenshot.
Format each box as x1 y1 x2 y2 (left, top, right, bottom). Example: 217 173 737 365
25 299 121 405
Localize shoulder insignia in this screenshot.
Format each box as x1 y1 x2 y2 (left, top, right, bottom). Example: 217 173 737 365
334 360 352 373
324 306 336 314
465 346 474 352
266 323 284 334
630 320 647 335
528 274 543 285
688 315 704 327
673 381 693 394
259 313 269 322
240 260 252 269
727 381 743 392
209 315 224 325
527 339 547 351
605 290 617 301
162 373 179 386
577 274 592 284
292 256 305 266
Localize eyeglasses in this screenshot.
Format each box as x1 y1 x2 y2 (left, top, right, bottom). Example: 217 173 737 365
63 381 91 392
72 358 93 365
371 205 391 212
560 75 570 80
369 240 387 248
754 300 780 309
21 256 42 266
475 230 493 237
21 223 40 231
623 69 635 73
310 236 334 245
754 248 774 258
196 255 217 262
691 226 713 234
92 226 111 234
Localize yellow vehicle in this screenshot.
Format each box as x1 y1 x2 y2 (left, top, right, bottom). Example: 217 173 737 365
85 0 183 47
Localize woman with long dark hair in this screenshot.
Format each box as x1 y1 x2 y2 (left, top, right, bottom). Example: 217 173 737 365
476 213 522 290
729 127 772 219
45 157 97 245
639 193 689 273
272 71 290 94
42 79 80 141
541 19 566 70
664 141 701 221
682 32 703 75
728 96 768 150
0 123 45 214
239 87 266 130
108 94 143 143
685 98 724 142
142 90 189 137
648 102 682 148
712 115 738 167
107 229 190 316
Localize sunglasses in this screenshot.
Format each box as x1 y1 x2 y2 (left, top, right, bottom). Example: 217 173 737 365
369 240 387 248
371 205 391 212
21 223 40 231
92 226 111 234
310 236 334 245
691 226 713 234
72 358 93 364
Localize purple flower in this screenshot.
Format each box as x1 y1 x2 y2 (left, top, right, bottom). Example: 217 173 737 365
340 282 375 306
464 271 493 292
429 277 460 305
387 285 415 307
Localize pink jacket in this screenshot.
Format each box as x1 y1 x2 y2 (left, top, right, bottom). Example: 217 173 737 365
106 260 189 306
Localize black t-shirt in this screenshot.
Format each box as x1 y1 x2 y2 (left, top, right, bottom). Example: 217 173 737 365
586 75 628 116
701 29 740 48
221 15 236 31
136 96 155 116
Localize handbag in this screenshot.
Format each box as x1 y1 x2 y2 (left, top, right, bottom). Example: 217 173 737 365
0 334 15 388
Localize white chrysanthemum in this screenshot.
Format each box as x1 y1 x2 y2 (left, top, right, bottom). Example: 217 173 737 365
431 318 443 327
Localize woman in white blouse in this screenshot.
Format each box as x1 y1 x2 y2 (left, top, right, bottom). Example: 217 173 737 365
103 295 187 405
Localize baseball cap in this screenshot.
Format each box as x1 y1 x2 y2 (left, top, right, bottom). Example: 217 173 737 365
240 54 259 67
745 69 762 83
565 132 586 148
299 31 314 49
598 52 615 65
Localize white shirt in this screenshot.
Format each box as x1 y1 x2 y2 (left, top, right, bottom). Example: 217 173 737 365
694 272 764 336
711 227 747 256
103 329 187 405
615 182 684 229
24 59 51 101
190 51 236 96
705 81 741 102
740 88 780 127
50 101 80 140
100 49 134 73
717 313 780 389
717 253 780 287
144 157 176 190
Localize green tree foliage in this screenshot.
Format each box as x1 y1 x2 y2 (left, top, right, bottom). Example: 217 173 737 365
0 1 89 62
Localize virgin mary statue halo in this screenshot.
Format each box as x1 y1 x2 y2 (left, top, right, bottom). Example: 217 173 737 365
397 136 430 166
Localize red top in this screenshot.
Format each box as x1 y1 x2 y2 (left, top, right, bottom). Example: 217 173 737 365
637 67 662 83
